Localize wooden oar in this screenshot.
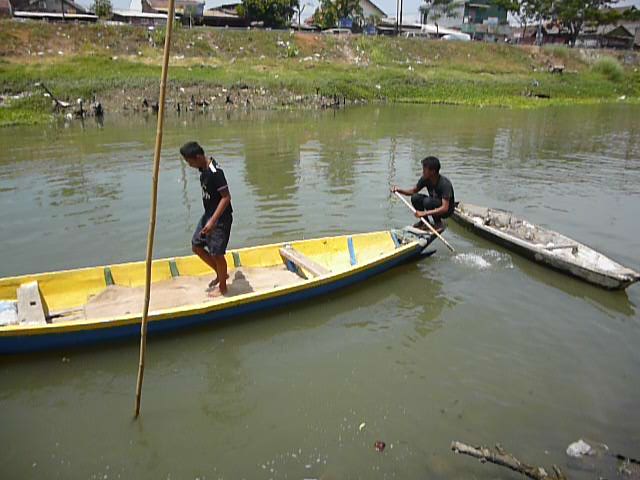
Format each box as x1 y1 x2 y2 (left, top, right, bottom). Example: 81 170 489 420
394 191 456 253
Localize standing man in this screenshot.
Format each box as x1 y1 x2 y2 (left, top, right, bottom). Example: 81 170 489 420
392 156 455 232
180 141 233 297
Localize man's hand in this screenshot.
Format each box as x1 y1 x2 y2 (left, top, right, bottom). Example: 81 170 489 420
200 218 217 236
414 210 428 219
391 185 398 193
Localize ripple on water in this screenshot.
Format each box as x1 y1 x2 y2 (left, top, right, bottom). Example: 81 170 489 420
452 250 513 271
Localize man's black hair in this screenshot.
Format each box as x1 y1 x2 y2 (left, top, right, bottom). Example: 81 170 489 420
421 156 441 173
180 141 204 159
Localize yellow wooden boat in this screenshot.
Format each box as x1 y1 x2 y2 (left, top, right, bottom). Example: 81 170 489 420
0 230 434 354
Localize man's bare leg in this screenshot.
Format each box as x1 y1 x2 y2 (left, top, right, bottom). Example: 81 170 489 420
208 255 228 297
193 245 219 274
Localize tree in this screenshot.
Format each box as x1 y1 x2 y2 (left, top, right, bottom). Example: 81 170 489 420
490 0 546 38
551 0 615 46
237 0 300 28
91 0 112 18
430 0 462 35
312 0 363 29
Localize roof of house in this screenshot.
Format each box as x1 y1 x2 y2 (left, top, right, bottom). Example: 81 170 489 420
147 0 203 9
206 0 240 7
10 0 90 12
205 2 240 11
203 7 239 18
112 9 168 19
597 24 634 37
12 10 97 19
361 0 386 17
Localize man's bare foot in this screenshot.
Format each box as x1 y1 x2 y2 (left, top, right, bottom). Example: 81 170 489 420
208 286 228 298
208 274 230 290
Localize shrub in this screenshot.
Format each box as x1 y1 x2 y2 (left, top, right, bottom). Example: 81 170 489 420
592 57 624 82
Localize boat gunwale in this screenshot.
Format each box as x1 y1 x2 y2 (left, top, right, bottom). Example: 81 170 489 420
0 231 421 337
453 204 639 284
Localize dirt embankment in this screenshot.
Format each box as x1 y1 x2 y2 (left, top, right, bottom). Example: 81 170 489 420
1 19 639 126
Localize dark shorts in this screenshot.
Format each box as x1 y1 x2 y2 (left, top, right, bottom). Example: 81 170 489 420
191 214 232 256
411 194 453 220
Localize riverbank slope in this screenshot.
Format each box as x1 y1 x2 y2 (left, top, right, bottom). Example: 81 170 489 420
1 20 639 126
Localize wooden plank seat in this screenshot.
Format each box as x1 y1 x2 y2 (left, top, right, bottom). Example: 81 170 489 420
17 281 49 325
279 246 330 278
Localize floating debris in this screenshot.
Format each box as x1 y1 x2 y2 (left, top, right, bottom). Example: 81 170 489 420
374 441 385 452
566 439 593 458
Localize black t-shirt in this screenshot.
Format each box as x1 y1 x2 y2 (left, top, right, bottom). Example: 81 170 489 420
416 174 455 215
200 160 233 221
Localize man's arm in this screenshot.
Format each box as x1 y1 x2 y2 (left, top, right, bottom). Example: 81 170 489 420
201 188 231 235
391 185 418 196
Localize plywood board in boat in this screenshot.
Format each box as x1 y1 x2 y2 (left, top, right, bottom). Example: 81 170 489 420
17 282 48 325
279 247 330 277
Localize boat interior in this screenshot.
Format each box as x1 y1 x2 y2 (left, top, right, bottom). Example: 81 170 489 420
459 203 561 246
0 231 402 328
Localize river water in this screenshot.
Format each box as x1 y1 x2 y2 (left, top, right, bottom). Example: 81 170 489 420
0 104 639 479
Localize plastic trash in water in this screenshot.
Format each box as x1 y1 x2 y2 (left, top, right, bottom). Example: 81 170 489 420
566 439 592 458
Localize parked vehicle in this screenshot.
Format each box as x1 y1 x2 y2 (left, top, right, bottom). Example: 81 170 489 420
441 33 471 41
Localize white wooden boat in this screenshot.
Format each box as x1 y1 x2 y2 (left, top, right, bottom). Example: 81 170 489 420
452 202 640 290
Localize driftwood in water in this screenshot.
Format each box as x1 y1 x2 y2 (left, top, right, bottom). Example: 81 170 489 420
451 441 567 480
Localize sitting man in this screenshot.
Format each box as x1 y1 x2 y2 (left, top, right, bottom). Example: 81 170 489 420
392 156 455 232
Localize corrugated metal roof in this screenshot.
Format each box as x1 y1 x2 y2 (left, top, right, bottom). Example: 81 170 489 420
13 10 97 19
113 9 168 18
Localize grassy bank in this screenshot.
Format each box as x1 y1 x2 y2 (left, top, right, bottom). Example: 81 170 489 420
1 20 639 126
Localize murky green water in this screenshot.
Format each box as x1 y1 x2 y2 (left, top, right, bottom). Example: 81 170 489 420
0 104 639 479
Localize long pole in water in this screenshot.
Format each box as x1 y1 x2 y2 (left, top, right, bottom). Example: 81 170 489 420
134 0 176 418
394 191 456 253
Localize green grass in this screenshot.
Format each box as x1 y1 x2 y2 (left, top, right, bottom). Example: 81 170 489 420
0 20 638 126
0 95 52 127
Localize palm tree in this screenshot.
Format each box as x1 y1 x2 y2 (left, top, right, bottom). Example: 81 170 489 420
419 2 430 24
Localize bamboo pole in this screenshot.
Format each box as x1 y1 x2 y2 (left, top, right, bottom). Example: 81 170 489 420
134 1 176 418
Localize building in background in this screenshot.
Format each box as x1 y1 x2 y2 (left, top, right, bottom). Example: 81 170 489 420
0 0 12 17
461 0 510 41
202 2 246 27
111 0 168 26
10 0 97 21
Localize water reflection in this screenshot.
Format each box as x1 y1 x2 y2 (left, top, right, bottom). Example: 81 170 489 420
0 104 640 480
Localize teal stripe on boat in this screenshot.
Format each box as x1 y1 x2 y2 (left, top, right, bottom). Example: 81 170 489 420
347 237 357 266
232 252 241 267
104 267 114 286
169 259 180 277
390 231 400 248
